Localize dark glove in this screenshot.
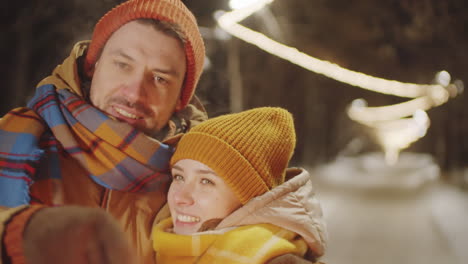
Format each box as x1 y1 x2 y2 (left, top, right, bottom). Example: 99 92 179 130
23 206 137 264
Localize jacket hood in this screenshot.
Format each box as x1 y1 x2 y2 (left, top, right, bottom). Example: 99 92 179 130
37 41 89 95
216 167 328 258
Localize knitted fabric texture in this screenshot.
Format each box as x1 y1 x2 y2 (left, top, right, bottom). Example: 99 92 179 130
0 83 174 207
152 217 307 264
84 0 205 109
170 107 296 204
4 206 46 264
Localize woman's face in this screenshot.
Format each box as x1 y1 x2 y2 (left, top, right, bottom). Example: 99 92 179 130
168 159 242 235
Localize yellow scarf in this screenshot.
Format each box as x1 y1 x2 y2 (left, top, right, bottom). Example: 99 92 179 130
152 218 308 264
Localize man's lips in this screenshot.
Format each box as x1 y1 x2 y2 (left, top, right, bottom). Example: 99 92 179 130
114 107 139 119
111 105 145 123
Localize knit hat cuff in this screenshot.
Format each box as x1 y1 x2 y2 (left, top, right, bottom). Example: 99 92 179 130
170 132 270 204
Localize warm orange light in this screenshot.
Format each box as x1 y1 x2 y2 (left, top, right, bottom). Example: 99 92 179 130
216 1 460 164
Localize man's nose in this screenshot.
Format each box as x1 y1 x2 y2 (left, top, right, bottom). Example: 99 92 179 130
122 72 149 102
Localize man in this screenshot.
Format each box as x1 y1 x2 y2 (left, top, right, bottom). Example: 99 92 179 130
0 1 324 263
1 1 206 263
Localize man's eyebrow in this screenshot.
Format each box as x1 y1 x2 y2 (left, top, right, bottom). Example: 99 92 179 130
152 67 180 77
109 49 184 78
110 49 134 61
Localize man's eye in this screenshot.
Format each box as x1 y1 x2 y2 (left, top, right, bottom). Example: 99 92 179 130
154 75 167 84
115 61 129 70
201 178 214 185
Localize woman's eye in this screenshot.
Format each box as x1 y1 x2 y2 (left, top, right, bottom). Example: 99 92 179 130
172 174 184 181
201 178 214 185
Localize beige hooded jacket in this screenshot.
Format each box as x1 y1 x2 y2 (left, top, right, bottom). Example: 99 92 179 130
215 167 328 259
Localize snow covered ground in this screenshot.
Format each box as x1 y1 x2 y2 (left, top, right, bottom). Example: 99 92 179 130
309 152 467 264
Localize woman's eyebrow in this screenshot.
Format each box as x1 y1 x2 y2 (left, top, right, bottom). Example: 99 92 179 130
172 165 184 171
195 169 218 176
171 166 217 177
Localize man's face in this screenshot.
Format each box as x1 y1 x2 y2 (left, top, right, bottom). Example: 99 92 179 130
168 159 242 235
89 20 187 135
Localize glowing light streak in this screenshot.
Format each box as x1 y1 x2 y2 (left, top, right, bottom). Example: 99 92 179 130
369 110 430 165
347 93 448 125
217 0 450 99
217 0 461 165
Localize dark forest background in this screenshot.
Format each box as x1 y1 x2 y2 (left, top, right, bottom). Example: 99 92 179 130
2 0 468 186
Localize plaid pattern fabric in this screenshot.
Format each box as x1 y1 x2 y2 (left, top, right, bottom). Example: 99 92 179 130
152 218 308 264
0 84 174 207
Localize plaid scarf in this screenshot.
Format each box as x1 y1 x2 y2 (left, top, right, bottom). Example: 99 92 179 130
0 84 174 207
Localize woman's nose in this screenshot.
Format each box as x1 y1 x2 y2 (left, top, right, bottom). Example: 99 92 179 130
173 185 194 206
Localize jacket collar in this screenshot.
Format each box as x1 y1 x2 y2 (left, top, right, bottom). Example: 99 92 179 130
216 167 328 258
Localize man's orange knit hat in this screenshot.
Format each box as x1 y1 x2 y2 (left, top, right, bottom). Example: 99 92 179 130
84 0 205 109
170 107 296 204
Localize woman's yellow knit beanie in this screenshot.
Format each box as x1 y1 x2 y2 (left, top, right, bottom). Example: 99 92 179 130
170 107 296 204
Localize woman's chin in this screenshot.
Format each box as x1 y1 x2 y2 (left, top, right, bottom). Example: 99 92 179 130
173 223 199 235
